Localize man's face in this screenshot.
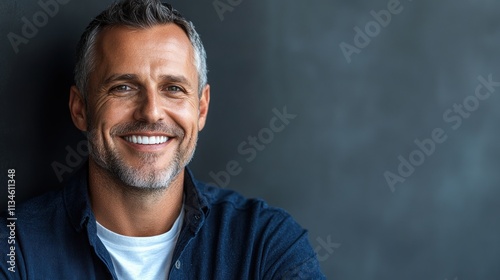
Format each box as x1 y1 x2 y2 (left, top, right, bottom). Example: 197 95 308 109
71 24 209 190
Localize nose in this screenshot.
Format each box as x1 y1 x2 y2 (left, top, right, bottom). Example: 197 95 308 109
133 89 165 123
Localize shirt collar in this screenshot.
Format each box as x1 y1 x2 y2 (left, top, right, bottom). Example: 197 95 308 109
63 164 92 232
62 162 211 233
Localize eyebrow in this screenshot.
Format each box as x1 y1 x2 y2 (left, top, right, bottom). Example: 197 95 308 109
99 74 193 89
158 74 192 88
101 74 138 87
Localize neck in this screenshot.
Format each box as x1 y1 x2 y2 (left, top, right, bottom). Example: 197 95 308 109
88 160 184 237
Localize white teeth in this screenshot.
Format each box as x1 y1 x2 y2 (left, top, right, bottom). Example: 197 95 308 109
124 135 169 145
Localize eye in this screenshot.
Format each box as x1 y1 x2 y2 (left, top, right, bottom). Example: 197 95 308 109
110 85 133 92
109 84 138 96
166 85 184 92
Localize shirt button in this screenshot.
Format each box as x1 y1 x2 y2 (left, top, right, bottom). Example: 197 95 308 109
194 215 200 220
175 260 181 269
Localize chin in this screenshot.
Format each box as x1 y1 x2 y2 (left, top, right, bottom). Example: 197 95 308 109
121 154 184 187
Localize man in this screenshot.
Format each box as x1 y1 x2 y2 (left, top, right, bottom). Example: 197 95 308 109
1 0 325 279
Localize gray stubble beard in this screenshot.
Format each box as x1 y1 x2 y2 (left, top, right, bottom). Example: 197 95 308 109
87 128 196 193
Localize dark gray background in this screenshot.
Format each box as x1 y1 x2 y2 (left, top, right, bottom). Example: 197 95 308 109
1 0 500 279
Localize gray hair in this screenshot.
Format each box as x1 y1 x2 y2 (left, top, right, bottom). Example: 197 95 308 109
74 0 207 101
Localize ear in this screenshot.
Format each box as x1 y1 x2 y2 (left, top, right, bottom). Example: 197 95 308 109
69 85 88 132
198 84 210 131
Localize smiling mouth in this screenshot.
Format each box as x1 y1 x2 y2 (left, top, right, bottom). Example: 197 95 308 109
123 135 170 145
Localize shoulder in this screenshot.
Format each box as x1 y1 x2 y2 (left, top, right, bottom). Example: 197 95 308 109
0 188 67 277
21 188 64 217
1 188 65 225
197 180 291 222
191 179 326 278
0 169 87 241
193 178 308 243
1 188 68 248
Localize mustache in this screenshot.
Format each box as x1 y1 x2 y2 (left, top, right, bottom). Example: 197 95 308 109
110 122 185 138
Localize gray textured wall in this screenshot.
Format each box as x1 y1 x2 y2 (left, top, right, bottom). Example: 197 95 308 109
2 0 500 279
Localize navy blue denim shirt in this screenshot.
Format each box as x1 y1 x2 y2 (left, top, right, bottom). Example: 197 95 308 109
1 165 325 279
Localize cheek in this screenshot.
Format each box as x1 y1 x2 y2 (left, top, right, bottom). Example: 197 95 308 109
169 101 200 138
183 101 201 124
90 98 134 125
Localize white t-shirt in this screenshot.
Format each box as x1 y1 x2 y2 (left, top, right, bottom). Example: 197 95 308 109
96 208 184 280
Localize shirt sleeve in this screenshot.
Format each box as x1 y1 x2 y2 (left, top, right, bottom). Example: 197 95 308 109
260 211 326 280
